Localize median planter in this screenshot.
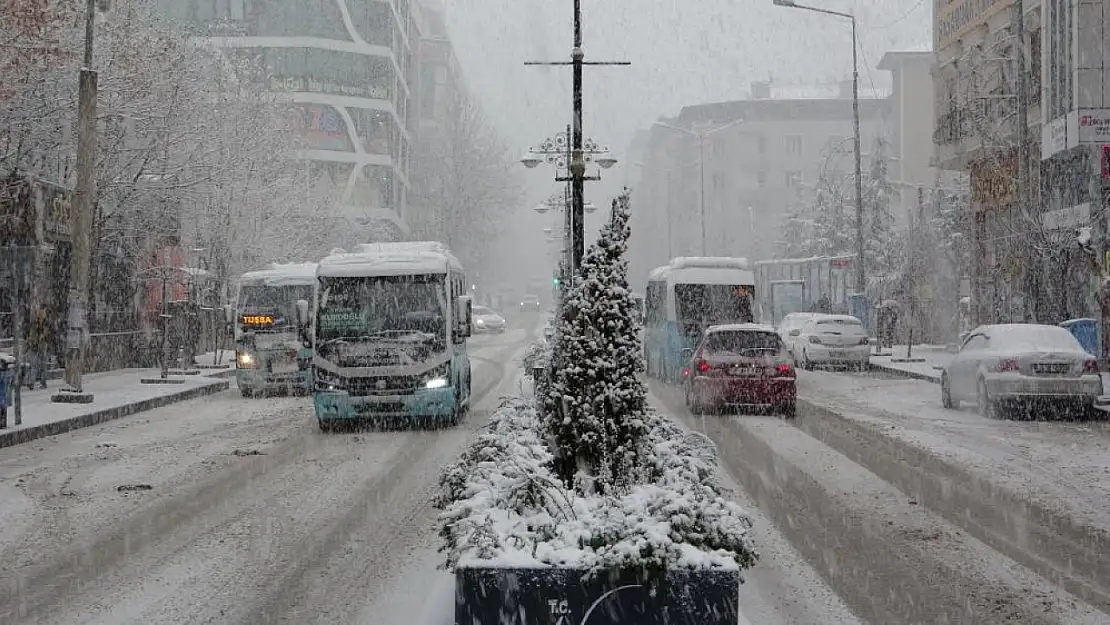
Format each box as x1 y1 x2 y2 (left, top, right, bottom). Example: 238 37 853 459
455 566 739 625
436 399 756 625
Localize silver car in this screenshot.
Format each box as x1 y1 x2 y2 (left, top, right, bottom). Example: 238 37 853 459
941 323 1102 419
471 306 507 334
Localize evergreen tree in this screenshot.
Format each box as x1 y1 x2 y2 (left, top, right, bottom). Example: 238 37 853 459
863 138 899 275
543 190 648 494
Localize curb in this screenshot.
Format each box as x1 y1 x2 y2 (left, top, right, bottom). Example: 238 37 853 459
867 361 941 383
795 396 1110 613
0 377 231 450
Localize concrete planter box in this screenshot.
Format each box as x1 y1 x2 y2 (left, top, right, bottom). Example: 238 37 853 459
455 565 739 625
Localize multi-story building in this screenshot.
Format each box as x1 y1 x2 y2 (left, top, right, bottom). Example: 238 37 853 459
629 81 888 288
933 0 1108 324
158 0 420 241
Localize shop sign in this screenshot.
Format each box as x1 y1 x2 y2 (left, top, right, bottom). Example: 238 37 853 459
1041 202 1091 231
269 75 388 100
935 0 1010 50
1078 109 1110 143
970 155 1017 211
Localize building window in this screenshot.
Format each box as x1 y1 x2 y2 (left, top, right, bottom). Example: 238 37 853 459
785 135 803 155
757 171 767 188
756 135 767 155
785 171 802 189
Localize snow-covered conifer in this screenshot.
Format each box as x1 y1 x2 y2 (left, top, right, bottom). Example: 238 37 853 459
543 190 648 493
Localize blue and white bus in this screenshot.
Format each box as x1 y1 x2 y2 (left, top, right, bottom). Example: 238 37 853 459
644 257 756 382
296 242 474 430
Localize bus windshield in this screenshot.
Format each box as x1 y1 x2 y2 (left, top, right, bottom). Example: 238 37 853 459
238 284 313 328
316 274 447 346
675 284 753 334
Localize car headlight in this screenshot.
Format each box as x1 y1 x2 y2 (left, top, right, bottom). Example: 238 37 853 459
476 319 486 325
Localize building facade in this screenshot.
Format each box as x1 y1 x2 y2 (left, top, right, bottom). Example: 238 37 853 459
159 0 420 241
934 0 1108 324
629 82 889 290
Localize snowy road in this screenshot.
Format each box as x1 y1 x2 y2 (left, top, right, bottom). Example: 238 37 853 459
0 324 534 625
650 379 1110 625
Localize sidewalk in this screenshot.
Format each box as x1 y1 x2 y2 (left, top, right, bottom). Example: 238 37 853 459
868 344 950 383
1 364 233 449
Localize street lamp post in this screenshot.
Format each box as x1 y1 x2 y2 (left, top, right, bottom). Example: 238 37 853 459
654 119 745 255
522 127 615 281
525 0 629 276
773 0 864 296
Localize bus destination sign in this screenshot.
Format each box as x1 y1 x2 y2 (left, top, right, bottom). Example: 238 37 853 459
241 314 275 326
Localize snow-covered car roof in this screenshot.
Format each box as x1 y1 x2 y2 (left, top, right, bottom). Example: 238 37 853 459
473 307 500 316
973 324 1084 350
318 243 463 278
239 262 317 287
810 314 863 324
705 323 777 334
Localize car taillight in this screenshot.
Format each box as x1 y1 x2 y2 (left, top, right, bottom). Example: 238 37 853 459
696 359 710 373
998 359 1019 372
1083 359 1099 374
809 336 822 344
682 367 690 377
773 363 794 377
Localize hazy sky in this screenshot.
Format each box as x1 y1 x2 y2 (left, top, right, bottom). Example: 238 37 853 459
441 0 931 290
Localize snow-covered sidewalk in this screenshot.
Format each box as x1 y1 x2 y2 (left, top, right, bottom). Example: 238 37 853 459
868 344 950 382
1 366 232 449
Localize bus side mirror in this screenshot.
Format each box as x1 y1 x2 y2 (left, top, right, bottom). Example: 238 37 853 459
456 296 473 338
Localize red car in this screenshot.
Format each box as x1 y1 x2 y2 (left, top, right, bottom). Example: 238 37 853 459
682 324 797 418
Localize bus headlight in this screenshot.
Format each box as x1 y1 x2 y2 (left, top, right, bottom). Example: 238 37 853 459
425 377 449 389
236 351 256 368
421 363 451 389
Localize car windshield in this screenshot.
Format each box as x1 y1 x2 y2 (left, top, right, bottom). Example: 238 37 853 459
703 330 782 356
473 306 495 315
316 274 447 346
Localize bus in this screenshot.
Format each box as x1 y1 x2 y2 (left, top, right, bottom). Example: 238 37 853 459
753 255 856 324
233 262 317 397
643 257 756 383
297 242 474 430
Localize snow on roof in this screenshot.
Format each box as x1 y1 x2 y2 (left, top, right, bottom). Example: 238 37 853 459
239 262 317 287
708 323 777 334
648 258 755 286
318 244 462 278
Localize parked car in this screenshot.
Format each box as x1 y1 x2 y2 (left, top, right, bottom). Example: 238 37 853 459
776 312 819 356
471 306 507 334
519 294 542 312
790 314 869 371
681 323 796 418
941 323 1102 419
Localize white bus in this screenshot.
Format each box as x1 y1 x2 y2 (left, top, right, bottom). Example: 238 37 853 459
296 242 474 430
233 262 317 397
643 257 756 382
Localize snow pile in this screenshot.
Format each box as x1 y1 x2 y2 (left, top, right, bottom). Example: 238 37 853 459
436 398 758 574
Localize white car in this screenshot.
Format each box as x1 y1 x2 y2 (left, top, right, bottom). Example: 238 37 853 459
941 323 1102 419
776 312 819 356
790 314 870 371
471 306 507 334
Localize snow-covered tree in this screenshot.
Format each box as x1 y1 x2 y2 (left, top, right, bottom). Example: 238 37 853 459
409 87 521 272
775 194 815 258
543 190 648 494
863 138 900 276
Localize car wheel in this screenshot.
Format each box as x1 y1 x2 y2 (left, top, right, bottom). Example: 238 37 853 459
977 379 999 419
941 373 960 409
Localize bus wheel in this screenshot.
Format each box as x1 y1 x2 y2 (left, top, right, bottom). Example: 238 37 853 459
318 419 334 433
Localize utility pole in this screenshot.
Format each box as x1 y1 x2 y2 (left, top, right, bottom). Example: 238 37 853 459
699 138 708 255
851 16 865 296
55 0 99 404
525 0 629 275
1014 0 1033 323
